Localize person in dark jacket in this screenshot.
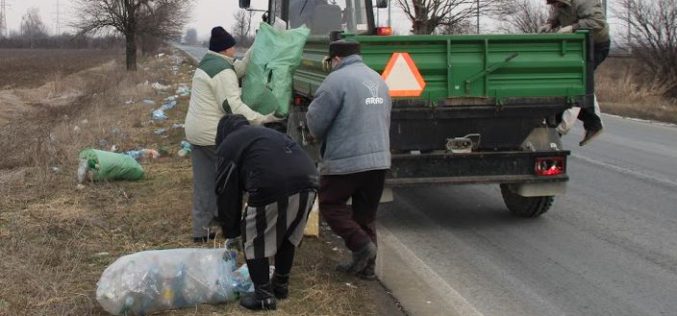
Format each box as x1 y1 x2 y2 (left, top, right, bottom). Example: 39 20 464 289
306 40 392 280
214 115 319 311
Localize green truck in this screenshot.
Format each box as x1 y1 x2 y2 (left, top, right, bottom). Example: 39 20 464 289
240 0 595 217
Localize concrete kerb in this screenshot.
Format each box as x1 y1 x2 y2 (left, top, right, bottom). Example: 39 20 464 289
376 222 483 316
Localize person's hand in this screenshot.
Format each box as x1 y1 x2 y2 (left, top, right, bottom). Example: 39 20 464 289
538 24 552 33
261 112 284 124
557 25 574 33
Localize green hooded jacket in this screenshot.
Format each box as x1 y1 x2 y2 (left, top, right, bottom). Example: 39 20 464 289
548 0 610 43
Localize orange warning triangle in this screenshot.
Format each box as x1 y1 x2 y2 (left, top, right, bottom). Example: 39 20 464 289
381 52 426 97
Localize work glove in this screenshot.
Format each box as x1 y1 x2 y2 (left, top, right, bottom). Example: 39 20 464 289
557 25 574 33
261 112 284 124
538 24 552 33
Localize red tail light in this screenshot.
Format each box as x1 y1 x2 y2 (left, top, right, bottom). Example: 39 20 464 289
535 157 565 176
376 27 393 36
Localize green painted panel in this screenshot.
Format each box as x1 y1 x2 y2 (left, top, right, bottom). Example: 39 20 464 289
293 32 590 106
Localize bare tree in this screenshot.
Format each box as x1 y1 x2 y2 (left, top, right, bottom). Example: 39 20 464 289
138 0 191 55
493 0 549 33
21 8 48 48
232 9 253 47
616 0 677 96
396 0 497 35
184 28 198 45
436 18 474 34
74 0 191 71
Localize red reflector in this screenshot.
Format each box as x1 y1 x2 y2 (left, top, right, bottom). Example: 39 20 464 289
535 157 565 176
376 27 393 36
294 96 302 106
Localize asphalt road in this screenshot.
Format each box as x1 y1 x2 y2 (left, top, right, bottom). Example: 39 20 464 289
175 44 208 62
176 45 677 315
380 116 677 315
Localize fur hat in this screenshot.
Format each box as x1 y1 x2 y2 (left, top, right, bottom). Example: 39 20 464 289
209 26 236 52
329 40 361 58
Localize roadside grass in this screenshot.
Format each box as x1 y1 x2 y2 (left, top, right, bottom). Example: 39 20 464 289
596 57 677 123
0 49 395 315
0 49 122 89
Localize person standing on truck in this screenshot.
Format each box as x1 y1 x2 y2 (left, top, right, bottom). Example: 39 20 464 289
184 26 277 243
539 0 610 146
214 115 319 311
306 40 392 279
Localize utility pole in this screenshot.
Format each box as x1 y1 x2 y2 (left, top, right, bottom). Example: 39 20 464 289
626 0 632 52
56 0 61 35
476 0 480 34
0 0 7 38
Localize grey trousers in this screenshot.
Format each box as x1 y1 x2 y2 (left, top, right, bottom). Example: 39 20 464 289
191 145 218 238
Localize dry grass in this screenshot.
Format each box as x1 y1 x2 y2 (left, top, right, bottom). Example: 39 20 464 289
0 49 121 89
596 57 677 123
0 48 396 316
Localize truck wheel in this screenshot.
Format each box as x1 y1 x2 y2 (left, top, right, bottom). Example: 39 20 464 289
500 184 553 218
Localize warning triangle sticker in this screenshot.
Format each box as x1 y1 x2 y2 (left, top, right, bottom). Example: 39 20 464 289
381 52 426 97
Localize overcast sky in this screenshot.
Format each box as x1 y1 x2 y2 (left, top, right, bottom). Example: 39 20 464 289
3 0 623 41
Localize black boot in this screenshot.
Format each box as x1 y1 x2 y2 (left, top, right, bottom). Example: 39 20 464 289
272 273 289 299
336 242 377 274
240 283 276 311
356 259 377 280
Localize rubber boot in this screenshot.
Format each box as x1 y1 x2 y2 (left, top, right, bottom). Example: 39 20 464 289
357 259 377 280
336 242 377 274
272 273 289 299
239 283 276 311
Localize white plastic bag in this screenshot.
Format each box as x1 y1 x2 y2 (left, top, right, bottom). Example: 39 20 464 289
96 248 248 315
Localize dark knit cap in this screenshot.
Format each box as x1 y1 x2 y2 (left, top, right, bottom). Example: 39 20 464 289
329 40 361 58
209 26 236 52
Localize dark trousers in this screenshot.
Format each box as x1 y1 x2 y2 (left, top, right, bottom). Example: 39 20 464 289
578 40 611 129
319 170 386 252
247 239 295 285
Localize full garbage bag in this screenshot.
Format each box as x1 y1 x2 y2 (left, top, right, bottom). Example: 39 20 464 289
242 22 310 117
78 149 144 182
96 248 252 315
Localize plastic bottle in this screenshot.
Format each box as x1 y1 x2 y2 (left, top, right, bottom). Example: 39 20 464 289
178 141 192 157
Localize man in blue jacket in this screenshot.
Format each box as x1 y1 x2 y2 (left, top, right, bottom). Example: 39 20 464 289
307 40 392 279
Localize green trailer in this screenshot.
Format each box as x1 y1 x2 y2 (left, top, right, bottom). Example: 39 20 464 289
240 0 595 217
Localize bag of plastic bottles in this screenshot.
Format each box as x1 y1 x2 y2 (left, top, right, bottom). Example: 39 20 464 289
96 248 252 315
78 149 144 182
242 22 310 117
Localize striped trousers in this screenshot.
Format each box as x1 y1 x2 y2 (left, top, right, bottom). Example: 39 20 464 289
242 191 316 260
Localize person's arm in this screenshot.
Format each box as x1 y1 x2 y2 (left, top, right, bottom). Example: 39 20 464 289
215 141 244 239
213 69 268 125
306 83 342 141
233 48 252 79
572 1 606 32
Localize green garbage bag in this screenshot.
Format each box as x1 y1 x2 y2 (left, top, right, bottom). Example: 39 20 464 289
242 23 310 117
79 149 144 182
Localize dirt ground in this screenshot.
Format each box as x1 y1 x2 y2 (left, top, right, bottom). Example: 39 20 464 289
0 49 122 126
0 48 403 316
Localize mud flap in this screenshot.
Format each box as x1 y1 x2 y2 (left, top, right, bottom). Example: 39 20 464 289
507 182 567 197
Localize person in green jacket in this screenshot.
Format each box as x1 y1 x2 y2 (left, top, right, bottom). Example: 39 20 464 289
540 0 610 146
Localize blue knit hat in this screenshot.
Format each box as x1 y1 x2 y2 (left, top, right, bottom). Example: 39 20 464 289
209 26 236 52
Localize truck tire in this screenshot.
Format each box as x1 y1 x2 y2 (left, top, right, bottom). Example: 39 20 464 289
500 184 553 218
